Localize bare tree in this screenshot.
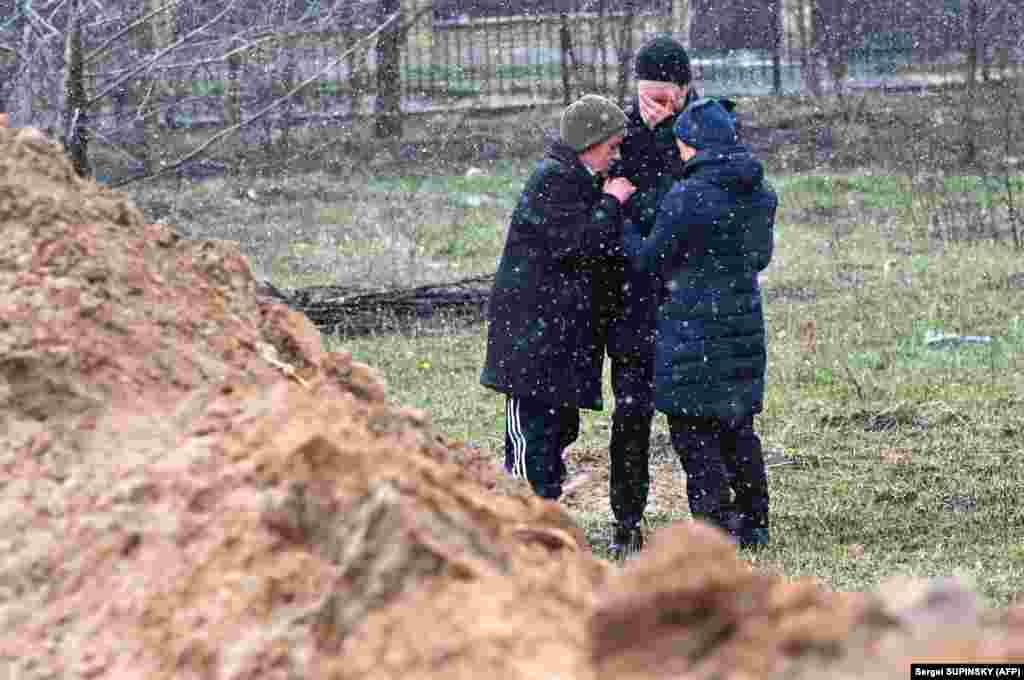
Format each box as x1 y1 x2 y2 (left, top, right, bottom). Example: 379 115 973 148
612 0 636 106
62 0 90 176
3 0 409 179
375 0 401 138
795 0 822 95
769 0 783 95
959 0 1013 165
810 0 868 102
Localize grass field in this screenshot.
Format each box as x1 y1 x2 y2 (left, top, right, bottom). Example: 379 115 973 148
319 168 1024 607
123 93 1024 607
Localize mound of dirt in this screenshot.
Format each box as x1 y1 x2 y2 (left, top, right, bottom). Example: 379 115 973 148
0 127 603 680
1 125 1023 680
591 523 1024 680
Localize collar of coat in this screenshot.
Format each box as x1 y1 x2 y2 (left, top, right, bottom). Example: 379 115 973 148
548 142 603 186
682 145 765 193
683 145 746 169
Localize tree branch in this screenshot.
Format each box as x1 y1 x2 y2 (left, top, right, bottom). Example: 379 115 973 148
83 0 180 66
90 125 149 166
85 0 237 108
24 4 62 37
84 31 281 78
110 10 405 188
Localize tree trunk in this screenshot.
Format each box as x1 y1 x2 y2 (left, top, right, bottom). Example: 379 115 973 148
279 41 298 157
126 0 175 174
375 0 402 139
616 2 636 106
62 0 91 178
559 14 573 105
963 0 980 165
771 0 783 95
797 0 821 96
809 0 828 98
224 47 244 127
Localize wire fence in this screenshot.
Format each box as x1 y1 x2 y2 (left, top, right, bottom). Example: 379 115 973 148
158 0 1024 132
4 0 1022 137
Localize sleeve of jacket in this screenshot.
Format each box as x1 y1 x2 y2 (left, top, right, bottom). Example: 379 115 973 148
623 184 701 281
523 168 624 262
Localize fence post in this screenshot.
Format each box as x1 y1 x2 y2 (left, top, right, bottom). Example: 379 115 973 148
376 0 403 139
224 43 243 127
559 13 573 105
771 0 783 95
616 2 636 105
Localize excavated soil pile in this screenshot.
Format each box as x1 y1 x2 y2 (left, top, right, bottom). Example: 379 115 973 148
0 127 604 680
1 126 1023 680
592 524 1024 680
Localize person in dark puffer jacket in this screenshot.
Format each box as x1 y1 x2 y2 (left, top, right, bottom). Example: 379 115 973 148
481 95 636 501
622 98 777 549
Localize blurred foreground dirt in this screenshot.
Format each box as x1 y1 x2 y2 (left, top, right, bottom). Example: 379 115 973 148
1 126 1023 680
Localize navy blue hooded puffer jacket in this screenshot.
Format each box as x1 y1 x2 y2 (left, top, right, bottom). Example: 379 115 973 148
623 145 777 419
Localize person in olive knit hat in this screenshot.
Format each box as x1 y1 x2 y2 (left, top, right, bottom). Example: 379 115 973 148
481 95 636 502
623 97 776 550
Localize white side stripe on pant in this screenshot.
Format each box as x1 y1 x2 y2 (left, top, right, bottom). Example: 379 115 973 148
508 396 527 479
505 398 516 477
506 399 518 477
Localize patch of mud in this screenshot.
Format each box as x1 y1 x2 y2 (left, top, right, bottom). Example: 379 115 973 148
820 403 970 433
763 283 820 305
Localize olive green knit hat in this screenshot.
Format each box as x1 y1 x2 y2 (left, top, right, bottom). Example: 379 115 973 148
559 94 628 152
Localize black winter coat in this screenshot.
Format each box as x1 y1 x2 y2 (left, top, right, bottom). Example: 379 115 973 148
623 145 776 419
480 143 624 410
603 89 704 358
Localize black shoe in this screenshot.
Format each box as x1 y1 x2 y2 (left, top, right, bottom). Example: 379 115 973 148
720 510 744 538
738 526 770 550
609 522 644 562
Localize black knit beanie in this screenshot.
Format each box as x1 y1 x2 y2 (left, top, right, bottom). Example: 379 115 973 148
635 36 692 85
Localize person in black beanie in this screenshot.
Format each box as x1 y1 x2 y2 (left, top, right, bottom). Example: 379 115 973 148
622 98 776 550
599 35 708 560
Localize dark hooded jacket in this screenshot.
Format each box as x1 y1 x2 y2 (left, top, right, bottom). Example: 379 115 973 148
623 145 776 419
480 142 623 410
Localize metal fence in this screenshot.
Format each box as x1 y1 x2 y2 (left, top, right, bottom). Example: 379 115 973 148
161 0 1024 132
4 0 1022 139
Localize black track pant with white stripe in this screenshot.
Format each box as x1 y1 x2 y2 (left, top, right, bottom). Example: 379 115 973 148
504 395 580 500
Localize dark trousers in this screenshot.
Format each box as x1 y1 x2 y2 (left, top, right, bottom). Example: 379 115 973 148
667 415 769 531
608 353 655 527
605 282 657 528
504 395 579 499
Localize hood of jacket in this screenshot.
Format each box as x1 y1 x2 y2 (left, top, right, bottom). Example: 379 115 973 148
682 145 764 194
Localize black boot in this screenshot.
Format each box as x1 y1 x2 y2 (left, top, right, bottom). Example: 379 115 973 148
738 522 770 550
608 521 644 562
727 419 770 550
